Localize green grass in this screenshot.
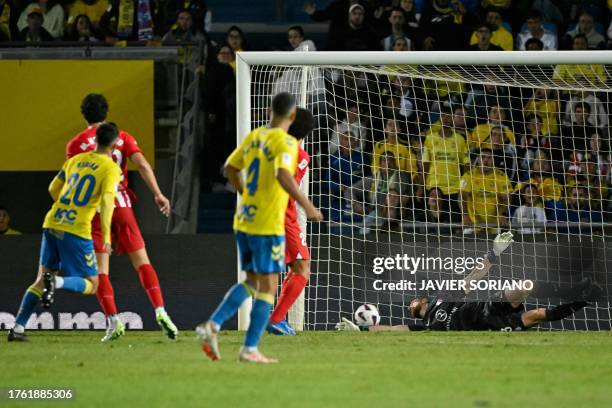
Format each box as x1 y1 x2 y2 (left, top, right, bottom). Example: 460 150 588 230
3 331 612 408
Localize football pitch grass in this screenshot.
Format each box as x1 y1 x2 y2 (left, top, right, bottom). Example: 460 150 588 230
3 331 612 408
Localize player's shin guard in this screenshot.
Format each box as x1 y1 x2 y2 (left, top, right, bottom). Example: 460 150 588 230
210 282 255 329
96 274 118 316
270 271 308 324
137 264 164 309
244 293 274 348
545 302 588 321
15 286 42 327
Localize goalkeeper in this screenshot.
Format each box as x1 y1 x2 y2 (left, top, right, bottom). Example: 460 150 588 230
337 232 594 332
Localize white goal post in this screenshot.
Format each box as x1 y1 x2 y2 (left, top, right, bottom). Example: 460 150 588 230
236 51 612 331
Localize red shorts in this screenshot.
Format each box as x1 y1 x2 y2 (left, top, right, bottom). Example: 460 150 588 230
285 220 310 264
91 207 145 255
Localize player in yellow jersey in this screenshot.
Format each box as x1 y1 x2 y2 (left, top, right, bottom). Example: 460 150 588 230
8 124 121 342
197 92 323 364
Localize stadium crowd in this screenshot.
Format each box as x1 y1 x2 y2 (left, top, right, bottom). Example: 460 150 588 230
1 0 611 234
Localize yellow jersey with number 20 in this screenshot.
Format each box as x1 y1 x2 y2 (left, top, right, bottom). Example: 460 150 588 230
43 152 121 240
227 126 298 236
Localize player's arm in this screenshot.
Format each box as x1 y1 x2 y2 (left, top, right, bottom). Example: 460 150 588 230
277 168 322 221
462 231 514 294
99 169 121 252
130 152 170 217
335 318 423 332
225 164 244 195
48 168 67 201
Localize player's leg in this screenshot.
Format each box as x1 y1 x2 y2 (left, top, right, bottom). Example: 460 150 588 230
240 272 279 363
239 234 285 363
196 232 257 360
116 207 177 339
520 302 589 328
268 224 310 335
8 265 48 341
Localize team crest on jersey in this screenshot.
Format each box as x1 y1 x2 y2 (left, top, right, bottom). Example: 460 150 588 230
435 309 448 322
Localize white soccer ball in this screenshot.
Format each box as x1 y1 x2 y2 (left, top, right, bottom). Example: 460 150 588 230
354 304 380 327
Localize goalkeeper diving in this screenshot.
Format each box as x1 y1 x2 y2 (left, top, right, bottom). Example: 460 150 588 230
337 232 599 332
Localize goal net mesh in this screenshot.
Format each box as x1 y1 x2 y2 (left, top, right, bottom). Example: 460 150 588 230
249 60 612 331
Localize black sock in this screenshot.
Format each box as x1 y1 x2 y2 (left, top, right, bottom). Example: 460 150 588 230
545 302 588 321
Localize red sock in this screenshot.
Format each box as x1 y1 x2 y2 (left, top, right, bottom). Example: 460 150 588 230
137 264 164 309
270 271 308 324
96 274 118 316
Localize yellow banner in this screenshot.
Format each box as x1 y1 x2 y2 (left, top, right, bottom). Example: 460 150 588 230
0 60 154 171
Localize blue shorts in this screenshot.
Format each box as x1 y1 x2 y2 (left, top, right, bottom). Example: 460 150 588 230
235 231 285 273
39 229 97 277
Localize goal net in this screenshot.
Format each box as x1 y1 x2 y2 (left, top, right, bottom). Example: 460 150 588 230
238 51 612 331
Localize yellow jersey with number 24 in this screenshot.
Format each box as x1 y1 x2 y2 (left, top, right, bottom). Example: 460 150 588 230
227 126 298 236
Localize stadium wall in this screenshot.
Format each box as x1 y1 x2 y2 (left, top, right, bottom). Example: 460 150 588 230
0 234 237 331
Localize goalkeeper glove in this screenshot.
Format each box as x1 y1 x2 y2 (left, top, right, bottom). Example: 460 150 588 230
493 231 514 256
335 317 361 332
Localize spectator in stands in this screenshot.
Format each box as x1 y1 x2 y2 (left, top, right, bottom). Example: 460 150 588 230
67 0 109 29
524 88 559 136
468 22 503 51
0 0 18 41
65 13 99 41
226 25 246 52
426 188 451 223
162 10 206 67
162 0 210 36
328 130 365 219
563 91 609 130
528 0 563 28
516 10 558 51
422 104 470 221
465 84 511 124
469 9 513 51
399 0 420 38
420 0 477 50
331 103 368 153
217 45 235 72
304 0 369 47
563 12 605 50
566 160 608 213
490 125 518 181
561 102 596 171
17 0 64 39
553 34 607 87
517 114 560 175
18 7 54 42
589 132 611 184
516 157 564 215
469 105 516 150
99 0 156 43
394 75 427 134
0 206 21 235
288 25 316 51
512 183 547 233
555 185 603 229
382 7 412 51
392 36 411 51
328 3 379 51
460 149 512 233
427 104 469 141
525 37 544 50
372 119 417 178
349 152 410 225
608 20 612 49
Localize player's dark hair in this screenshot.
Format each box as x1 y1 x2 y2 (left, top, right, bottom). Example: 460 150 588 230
288 107 315 140
271 92 296 118
575 102 591 113
573 33 588 44
0 205 7 213
81 94 108 124
96 123 118 148
288 25 304 38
